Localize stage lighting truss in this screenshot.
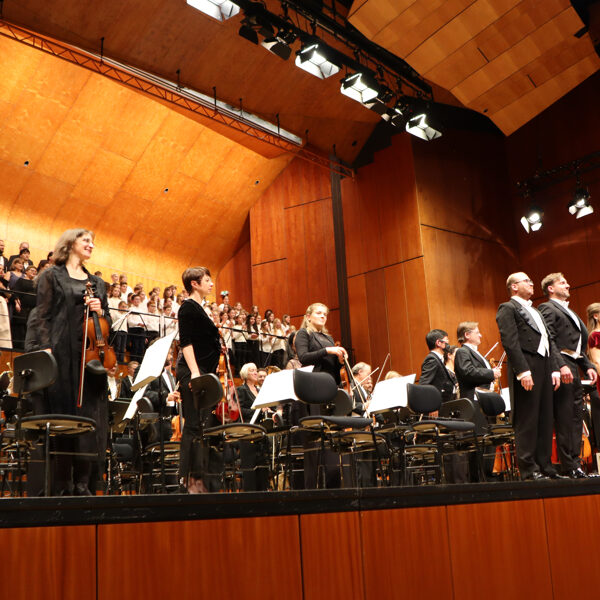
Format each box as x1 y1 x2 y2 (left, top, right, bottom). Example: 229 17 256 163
187 0 240 21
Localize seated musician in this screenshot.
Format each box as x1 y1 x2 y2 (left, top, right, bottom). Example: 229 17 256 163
236 362 268 491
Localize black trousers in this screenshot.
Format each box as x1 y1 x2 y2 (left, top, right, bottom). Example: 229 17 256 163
553 355 583 472
512 353 554 478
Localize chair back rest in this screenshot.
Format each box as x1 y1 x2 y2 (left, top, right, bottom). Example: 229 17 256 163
439 398 475 421
407 383 442 414
293 369 338 405
13 350 57 395
475 390 506 416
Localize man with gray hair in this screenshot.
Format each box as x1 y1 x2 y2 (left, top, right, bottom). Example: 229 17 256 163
496 272 563 480
538 272 597 478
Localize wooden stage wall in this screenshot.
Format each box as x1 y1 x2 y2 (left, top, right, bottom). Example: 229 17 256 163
3 494 600 600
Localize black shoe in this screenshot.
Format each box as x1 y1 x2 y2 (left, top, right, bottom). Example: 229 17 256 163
523 471 548 481
545 471 569 480
74 483 92 496
569 467 588 479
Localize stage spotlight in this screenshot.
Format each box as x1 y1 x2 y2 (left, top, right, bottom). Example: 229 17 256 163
388 97 442 140
261 28 296 60
340 71 380 104
295 42 340 79
568 186 594 219
520 207 544 233
186 0 240 21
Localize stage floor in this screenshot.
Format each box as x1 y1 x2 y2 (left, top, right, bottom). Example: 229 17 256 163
2 476 600 528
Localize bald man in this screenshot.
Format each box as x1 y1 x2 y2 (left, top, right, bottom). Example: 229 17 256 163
496 272 563 481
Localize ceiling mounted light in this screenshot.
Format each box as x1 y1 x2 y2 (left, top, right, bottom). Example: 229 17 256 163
295 42 340 79
568 178 593 219
340 71 380 104
520 206 544 233
388 97 442 140
186 0 240 21
261 28 296 60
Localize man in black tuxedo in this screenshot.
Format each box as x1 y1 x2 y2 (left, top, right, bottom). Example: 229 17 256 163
455 322 502 402
538 272 597 478
496 272 563 480
419 329 455 402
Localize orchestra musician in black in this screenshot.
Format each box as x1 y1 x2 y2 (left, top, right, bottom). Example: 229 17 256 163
32 228 110 496
175 266 222 493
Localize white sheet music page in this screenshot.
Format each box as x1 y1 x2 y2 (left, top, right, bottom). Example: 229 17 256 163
367 374 416 414
251 366 314 409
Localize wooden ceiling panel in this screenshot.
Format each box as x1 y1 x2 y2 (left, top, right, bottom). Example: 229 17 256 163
71 149 134 206
5 0 378 163
0 158 33 213
35 120 100 185
0 36 43 105
180 130 237 184
102 94 167 162
407 0 520 74
350 0 600 135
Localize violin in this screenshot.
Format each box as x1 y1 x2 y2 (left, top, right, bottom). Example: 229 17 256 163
77 281 116 407
83 282 117 370
214 352 240 423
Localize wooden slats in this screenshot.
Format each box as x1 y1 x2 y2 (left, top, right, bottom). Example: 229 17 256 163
349 0 600 135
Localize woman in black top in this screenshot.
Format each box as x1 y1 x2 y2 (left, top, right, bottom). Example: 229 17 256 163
176 266 222 493
295 302 347 381
34 228 110 496
294 302 349 489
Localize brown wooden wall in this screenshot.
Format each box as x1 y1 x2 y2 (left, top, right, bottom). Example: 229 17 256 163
340 128 517 377
5 495 600 600
414 127 519 358
248 157 340 338
341 133 428 375
506 72 600 320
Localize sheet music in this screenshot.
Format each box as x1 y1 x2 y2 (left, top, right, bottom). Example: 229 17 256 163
131 331 177 391
501 386 511 412
367 374 416 414
123 384 149 421
251 366 314 409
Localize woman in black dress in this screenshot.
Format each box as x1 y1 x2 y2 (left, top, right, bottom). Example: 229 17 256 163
34 228 110 495
176 266 222 493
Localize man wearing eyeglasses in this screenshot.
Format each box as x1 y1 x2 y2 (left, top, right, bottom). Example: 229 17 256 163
496 272 563 481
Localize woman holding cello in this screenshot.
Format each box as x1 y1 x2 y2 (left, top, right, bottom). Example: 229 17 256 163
34 228 111 496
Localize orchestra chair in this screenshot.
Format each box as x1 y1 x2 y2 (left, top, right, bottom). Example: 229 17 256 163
293 369 375 488
476 390 517 481
405 384 479 485
15 351 96 496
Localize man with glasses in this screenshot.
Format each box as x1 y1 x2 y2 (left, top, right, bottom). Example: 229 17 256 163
496 272 563 481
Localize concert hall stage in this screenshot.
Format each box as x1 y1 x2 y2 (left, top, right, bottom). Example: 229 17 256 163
1 480 600 600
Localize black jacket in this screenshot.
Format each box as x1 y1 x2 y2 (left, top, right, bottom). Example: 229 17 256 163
454 345 495 401
295 328 341 384
34 264 110 412
538 299 595 374
496 297 562 376
419 352 455 402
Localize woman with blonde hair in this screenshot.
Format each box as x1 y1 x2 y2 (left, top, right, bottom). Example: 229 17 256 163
294 302 349 489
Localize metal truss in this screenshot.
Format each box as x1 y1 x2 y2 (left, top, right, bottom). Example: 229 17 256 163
0 19 353 178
